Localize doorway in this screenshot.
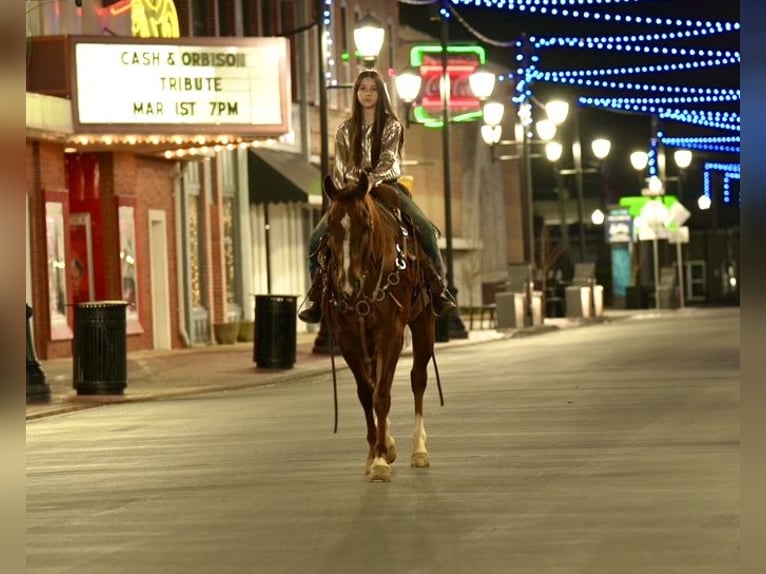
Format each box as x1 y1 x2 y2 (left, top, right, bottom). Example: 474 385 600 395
149 210 172 349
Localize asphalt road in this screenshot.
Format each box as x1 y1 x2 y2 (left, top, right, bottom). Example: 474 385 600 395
26 308 739 574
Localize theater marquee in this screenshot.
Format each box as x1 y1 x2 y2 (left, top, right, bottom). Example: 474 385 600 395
71 36 291 135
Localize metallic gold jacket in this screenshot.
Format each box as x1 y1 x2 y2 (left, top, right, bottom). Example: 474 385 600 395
332 116 403 189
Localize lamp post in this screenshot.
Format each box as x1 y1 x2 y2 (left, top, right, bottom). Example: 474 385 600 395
481 101 563 325
312 7 384 354
545 99 611 263
630 144 692 310
394 18 494 340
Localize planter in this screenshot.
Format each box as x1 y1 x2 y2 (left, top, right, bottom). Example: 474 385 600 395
213 322 239 345
237 320 254 342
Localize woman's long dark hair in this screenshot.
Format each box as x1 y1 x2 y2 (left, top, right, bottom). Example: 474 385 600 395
348 69 404 169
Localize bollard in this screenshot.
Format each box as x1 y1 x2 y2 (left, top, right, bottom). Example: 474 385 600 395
73 301 128 395
26 304 51 403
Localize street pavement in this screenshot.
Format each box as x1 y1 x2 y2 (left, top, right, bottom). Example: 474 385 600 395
26 309 670 421
25 306 740 574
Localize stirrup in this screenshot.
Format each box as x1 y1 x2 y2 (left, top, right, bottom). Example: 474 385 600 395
431 290 456 317
298 301 322 324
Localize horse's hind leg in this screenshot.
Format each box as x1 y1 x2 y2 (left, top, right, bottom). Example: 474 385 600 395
409 316 434 468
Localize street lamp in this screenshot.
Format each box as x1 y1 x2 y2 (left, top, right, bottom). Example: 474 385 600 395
393 35 495 340
543 99 611 262
312 6 385 354
353 14 385 68
630 144 694 310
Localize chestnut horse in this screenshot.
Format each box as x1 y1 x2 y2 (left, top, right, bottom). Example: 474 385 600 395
318 172 438 482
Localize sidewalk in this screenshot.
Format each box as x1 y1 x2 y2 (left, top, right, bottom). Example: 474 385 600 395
26 312 645 421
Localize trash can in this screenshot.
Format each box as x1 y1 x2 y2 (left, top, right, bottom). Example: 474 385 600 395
254 295 297 369
72 301 128 395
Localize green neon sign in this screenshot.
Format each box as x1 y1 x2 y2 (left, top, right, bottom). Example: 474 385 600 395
408 44 487 129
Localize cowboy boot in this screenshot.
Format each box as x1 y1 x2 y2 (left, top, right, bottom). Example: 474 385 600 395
298 274 323 324
422 259 457 317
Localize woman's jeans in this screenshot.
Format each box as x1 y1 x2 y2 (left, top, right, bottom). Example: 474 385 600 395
307 183 445 279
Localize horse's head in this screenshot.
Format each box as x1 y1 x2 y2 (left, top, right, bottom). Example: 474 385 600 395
323 172 375 298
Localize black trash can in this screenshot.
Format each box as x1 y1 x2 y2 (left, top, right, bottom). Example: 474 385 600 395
73 301 128 395
254 295 297 369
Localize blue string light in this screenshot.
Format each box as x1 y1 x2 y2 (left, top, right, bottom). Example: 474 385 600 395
533 22 740 48
449 0 738 30
660 136 740 154
722 172 739 204
578 92 739 106
540 52 740 80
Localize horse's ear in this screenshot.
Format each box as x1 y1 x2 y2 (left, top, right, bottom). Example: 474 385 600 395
356 171 370 200
323 174 338 201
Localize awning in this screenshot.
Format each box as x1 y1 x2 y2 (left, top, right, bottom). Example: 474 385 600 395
248 148 322 206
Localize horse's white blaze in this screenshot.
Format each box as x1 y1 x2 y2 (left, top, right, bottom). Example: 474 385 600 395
340 213 353 295
412 414 428 454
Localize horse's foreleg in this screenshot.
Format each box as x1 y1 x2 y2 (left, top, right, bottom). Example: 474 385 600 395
356 384 377 473
368 337 403 482
369 385 393 482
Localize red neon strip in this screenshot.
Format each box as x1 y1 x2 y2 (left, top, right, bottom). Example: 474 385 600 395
110 0 132 16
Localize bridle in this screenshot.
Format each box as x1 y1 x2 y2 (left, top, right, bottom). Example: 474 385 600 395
320 204 412 318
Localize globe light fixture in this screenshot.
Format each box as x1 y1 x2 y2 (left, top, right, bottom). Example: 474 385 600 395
630 150 649 171
480 124 502 146
468 68 496 100
482 101 505 127
674 149 693 169
591 208 605 225
354 14 385 67
535 119 557 142
545 140 564 162
545 100 570 125
591 138 611 160
394 69 422 103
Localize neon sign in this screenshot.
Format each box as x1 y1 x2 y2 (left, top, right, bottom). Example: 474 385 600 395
408 44 487 128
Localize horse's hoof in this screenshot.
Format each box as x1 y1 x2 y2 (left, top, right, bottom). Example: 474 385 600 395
410 452 430 468
368 460 392 482
386 439 397 464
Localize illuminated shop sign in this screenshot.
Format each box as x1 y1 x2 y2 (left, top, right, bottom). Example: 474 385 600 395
409 44 487 128
72 37 290 135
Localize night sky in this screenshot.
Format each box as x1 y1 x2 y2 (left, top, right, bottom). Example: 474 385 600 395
398 0 740 217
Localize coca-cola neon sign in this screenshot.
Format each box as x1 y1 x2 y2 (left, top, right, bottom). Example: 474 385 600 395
408 44 487 128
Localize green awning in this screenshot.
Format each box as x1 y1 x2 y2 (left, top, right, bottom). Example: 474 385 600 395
248 148 322 205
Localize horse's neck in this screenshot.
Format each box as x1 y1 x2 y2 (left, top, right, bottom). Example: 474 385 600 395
369 201 401 266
